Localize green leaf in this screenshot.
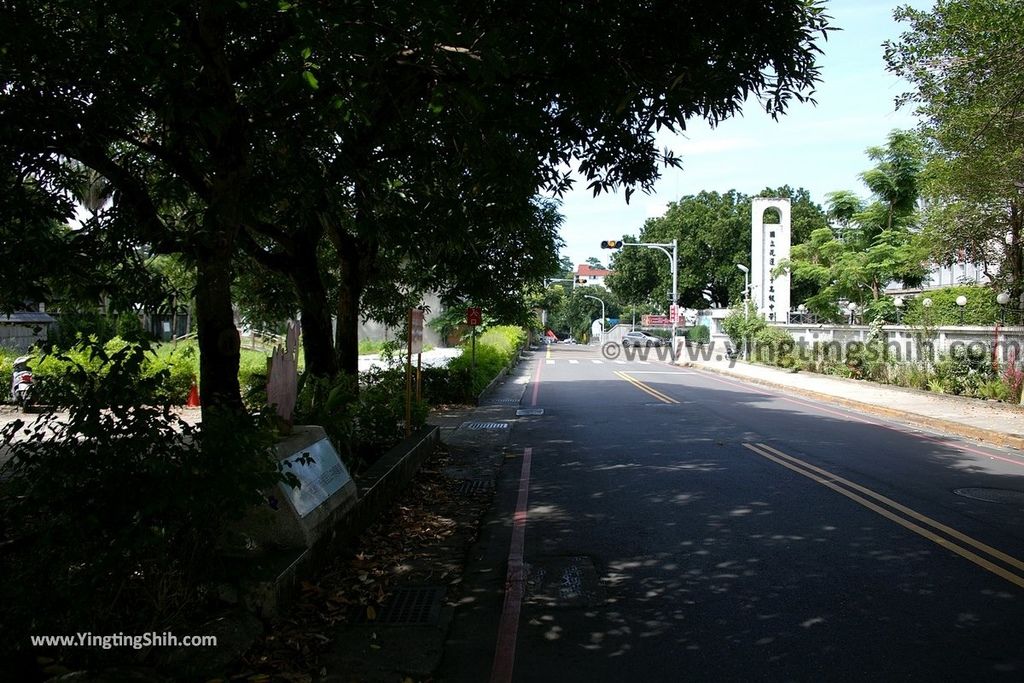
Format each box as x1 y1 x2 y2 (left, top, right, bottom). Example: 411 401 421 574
302 70 319 90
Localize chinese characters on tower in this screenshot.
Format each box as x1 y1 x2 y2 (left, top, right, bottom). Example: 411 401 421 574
750 198 791 324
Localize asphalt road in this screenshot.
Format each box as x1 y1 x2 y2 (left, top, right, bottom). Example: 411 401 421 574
440 342 1024 682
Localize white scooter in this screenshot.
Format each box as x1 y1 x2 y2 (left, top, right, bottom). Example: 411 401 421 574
10 355 33 407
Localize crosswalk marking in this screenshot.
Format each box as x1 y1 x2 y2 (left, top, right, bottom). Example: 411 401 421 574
569 359 579 364
591 359 603 364
546 360 554 365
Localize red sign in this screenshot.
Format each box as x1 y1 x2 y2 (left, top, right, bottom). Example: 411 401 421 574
466 307 482 326
669 304 679 323
641 315 672 326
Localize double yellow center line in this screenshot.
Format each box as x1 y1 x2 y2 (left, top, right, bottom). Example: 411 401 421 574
614 371 679 404
743 442 1024 590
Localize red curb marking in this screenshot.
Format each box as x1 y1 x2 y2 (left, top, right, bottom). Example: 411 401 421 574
490 447 533 683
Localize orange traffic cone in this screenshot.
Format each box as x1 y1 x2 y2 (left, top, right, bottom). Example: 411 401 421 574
186 378 201 408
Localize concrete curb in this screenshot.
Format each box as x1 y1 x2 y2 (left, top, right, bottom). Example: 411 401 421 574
682 362 1024 452
238 426 441 618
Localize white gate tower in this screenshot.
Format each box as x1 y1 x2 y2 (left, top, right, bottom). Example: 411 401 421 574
750 198 791 322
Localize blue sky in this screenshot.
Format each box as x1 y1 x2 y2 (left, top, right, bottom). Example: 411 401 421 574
556 0 931 269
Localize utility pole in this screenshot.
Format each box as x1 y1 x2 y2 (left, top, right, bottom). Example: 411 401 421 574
602 239 678 359
583 294 606 344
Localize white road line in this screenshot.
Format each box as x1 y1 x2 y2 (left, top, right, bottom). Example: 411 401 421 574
569 359 579 364
546 360 554 365
614 360 626 364
591 359 603 364
638 361 651 365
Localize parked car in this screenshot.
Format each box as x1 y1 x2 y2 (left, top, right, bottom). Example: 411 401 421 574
622 331 666 348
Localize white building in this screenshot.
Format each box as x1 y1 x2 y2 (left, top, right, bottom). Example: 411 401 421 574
575 264 613 287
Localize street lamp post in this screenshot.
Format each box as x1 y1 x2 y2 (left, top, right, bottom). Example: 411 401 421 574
956 295 967 325
736 264 750 320
608 239 678 358
894 296 904 324
736 263 750 360
583 294 606 344
998 291 1010 325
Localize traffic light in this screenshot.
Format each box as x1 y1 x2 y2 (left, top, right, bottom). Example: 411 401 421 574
600 240 623 249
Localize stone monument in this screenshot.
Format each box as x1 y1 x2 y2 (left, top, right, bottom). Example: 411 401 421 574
750 198 791 322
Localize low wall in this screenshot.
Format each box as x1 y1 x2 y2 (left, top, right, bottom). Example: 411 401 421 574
776 323 1024 362
238 425 440 617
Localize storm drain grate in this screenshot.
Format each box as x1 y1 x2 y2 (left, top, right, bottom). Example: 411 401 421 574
485 398 520 405
354 586 445 625
463 422 510 430
455 479 494 495
953 488 1024 506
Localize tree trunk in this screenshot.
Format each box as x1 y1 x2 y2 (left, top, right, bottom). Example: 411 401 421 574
1010 201 1023 299
195 242 244 420
294 268 338 379
334 246 362 377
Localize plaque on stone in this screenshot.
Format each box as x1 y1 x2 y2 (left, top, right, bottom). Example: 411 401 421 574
279 437 353 517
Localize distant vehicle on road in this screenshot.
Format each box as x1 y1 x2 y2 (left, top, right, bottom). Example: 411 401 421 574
563 336 578 344
622 331 666 348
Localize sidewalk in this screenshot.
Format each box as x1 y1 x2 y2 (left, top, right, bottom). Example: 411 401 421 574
291 348 534 682
680 357 1024 451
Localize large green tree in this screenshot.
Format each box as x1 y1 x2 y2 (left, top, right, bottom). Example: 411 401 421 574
885 0 1024 293
780 132 930 317
607 186 827 309
1 1 831 419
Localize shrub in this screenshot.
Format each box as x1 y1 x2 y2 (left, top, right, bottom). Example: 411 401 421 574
0 341 282 667
294 367 428 473
752 325 796 368
421 365 473 405
1002 352 1024 402
685 324 710 344
33 337 199 406
447 326 525 395
933 344 994 396
901 285 1000 327
239 352 270 408
0 347 19 397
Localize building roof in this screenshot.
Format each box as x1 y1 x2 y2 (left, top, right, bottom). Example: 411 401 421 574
576 264 613 277
1 311 56 324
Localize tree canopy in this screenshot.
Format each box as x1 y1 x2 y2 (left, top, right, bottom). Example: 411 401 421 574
780 131 929 318
885 0 1024 293
1 1 832 418
607 187 828 309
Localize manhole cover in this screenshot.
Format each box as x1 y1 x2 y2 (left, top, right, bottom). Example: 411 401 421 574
516 408 544 416
953 488 1024 506
463 422 510 430
353 586 445 625
455 479 494 495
